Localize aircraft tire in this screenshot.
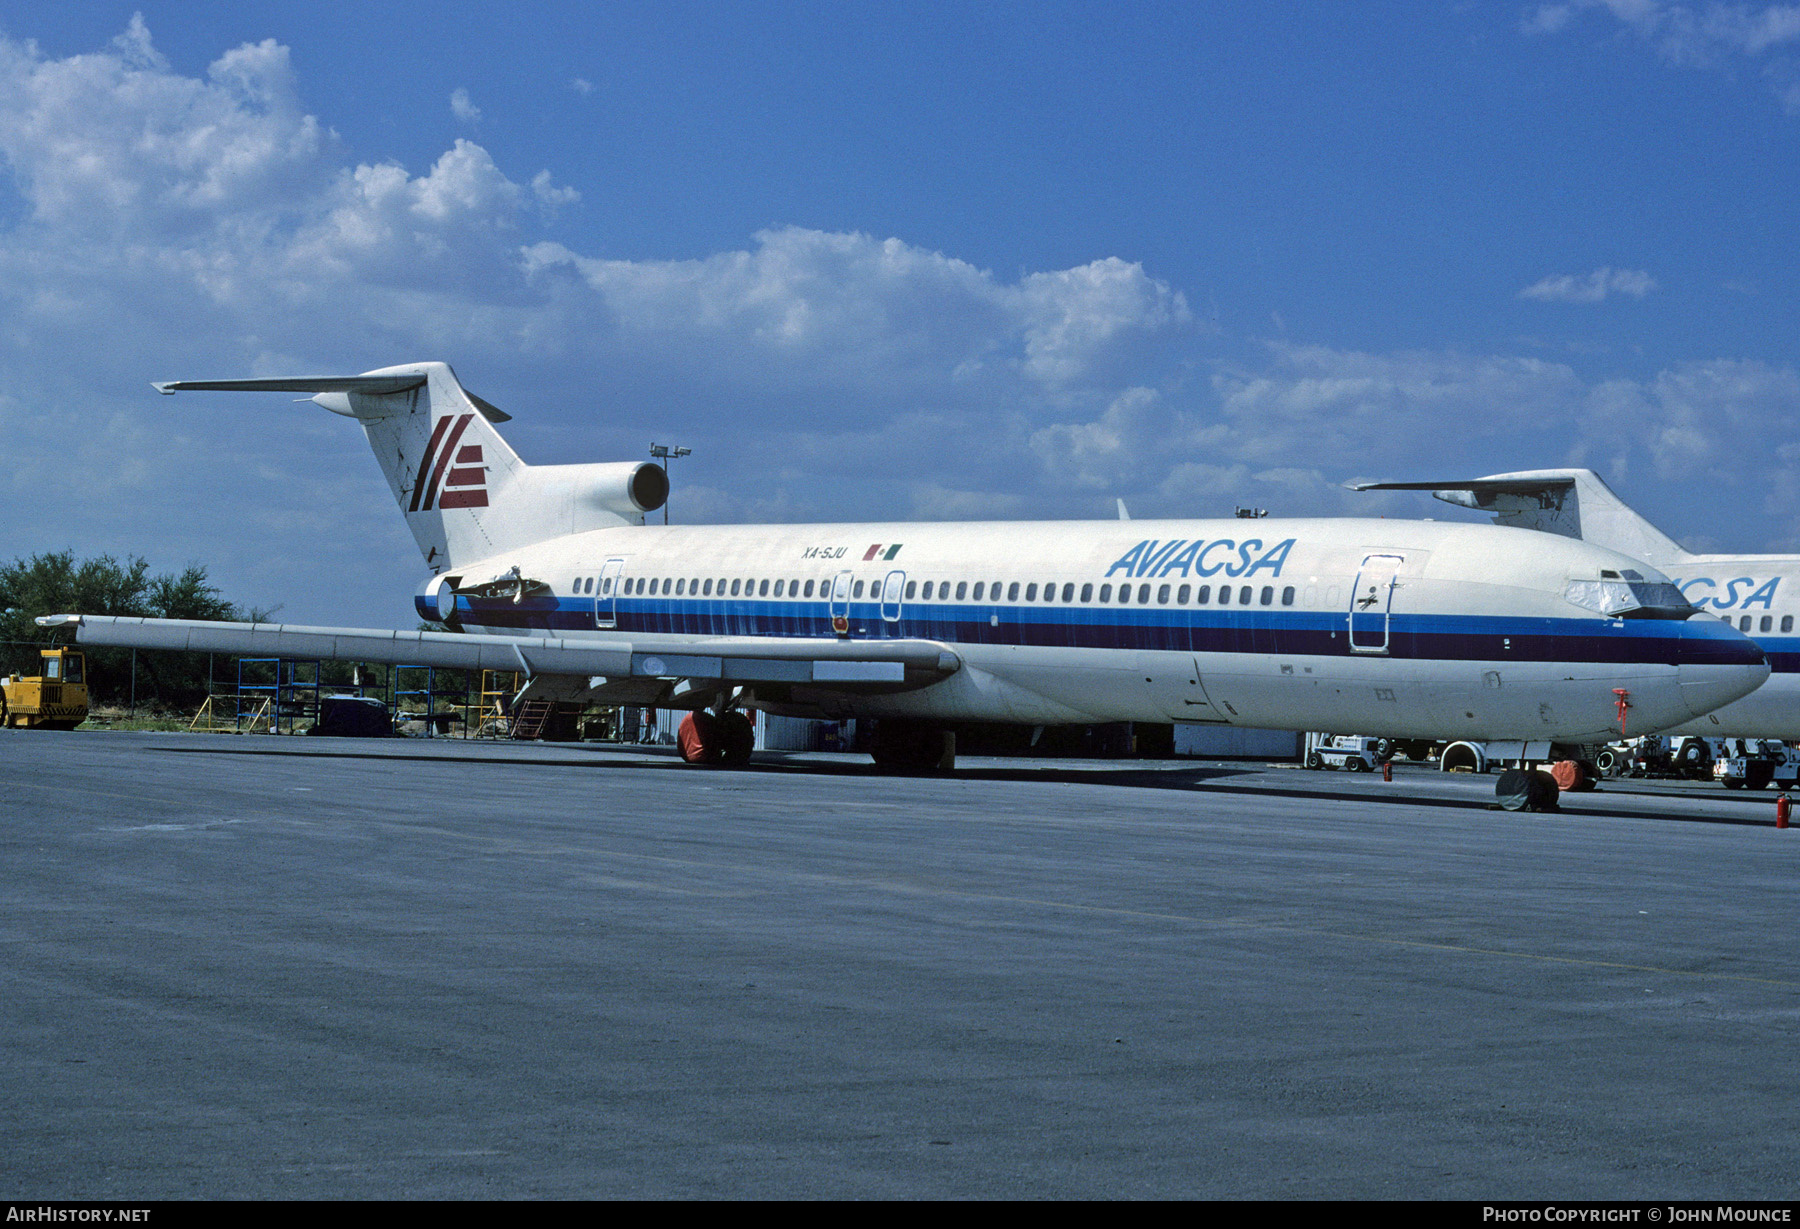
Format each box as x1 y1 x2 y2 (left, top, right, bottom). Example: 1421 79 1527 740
718 710 756 767
871 720 952 773
677 711 723 764
1549 760 1599 792
1495 767 1560 812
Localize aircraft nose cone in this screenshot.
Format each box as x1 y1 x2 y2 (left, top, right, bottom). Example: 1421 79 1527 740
1676 619 1770 719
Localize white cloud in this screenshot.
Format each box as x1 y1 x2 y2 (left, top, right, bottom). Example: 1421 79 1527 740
1528 2 1800 106
1518 267 1658 302
1028 387 1174 488
519 228 1189 398
450 87 480 124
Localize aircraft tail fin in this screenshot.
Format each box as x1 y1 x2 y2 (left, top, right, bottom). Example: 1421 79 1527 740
155 362 667 572
1351 468 1690 568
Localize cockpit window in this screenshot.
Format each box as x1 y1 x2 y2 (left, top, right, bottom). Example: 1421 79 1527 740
1565 578 1697 620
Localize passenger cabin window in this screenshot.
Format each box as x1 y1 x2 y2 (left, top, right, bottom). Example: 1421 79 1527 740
1785 616 1795 633
1282 586 1295 606
1099 584 1112 602
1261 586 1274 606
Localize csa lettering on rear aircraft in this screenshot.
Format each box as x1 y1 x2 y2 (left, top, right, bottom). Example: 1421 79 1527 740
1676 576 1781 611
1105 538 1297 579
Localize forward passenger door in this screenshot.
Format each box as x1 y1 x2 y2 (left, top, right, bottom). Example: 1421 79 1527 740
1348 554 1403 653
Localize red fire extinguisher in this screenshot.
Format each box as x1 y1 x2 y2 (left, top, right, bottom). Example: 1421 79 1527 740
1777 793 1791 830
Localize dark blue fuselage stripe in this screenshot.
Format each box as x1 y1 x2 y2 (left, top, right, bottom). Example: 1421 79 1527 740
426 595 1768 669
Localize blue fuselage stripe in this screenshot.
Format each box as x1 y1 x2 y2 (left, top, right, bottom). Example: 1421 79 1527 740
438 596 1764 669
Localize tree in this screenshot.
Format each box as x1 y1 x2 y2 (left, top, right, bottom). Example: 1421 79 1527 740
0 551 263 707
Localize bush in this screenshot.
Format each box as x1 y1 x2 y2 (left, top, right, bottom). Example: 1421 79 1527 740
0 550 265 707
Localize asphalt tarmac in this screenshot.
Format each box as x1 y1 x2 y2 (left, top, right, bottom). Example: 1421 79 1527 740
3 730 1798 1199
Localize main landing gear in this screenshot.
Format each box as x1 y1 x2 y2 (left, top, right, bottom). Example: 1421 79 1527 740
676 709 756 766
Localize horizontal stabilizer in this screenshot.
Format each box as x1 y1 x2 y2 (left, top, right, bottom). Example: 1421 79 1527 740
153 375 427 396
1350 468 1689 568
1350 477 1574 496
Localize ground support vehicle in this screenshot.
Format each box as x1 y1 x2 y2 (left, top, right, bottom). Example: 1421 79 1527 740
1712 738 1798 790
1304 734 1390 772
1592 734 1714 780
1 647 89 730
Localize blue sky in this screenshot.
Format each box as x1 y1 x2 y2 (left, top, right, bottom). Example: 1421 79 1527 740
3 2 1799 624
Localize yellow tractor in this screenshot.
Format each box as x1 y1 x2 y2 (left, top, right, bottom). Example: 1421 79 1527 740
2 646 89 729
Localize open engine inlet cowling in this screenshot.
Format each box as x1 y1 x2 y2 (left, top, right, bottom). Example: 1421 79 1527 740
415 574 463 625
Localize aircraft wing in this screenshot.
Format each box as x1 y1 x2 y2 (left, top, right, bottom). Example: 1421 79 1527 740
35 615 960 691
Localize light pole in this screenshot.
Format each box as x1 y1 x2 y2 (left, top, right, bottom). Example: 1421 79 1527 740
648 442 690 525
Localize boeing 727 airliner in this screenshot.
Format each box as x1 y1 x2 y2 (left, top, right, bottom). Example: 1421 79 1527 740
42 364 1767 781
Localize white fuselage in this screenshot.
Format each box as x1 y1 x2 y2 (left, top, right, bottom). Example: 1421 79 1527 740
430 516 1767 743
